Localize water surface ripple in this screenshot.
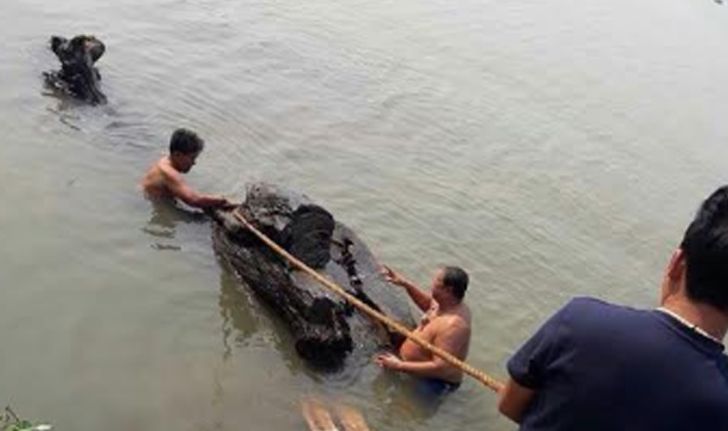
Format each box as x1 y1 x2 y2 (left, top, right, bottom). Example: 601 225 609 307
1 0 727 429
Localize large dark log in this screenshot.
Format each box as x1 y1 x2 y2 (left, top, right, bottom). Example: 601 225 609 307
43 34 107 105
211 183 414 370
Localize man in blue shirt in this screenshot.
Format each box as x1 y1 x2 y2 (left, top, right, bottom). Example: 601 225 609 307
499 186 728 430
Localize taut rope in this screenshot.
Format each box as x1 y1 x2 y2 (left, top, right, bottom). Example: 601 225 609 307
232 210 504 393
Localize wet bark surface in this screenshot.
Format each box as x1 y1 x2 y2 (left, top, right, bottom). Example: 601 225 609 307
211 183 414 370
43 35 107 104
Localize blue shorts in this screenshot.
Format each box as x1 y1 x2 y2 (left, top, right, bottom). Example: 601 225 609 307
414 377 461 399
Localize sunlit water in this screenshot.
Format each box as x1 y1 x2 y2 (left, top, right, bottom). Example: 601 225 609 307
2 0 728 429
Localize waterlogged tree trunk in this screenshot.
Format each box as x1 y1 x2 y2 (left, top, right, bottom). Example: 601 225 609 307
43 35 107 104
210 183 413 370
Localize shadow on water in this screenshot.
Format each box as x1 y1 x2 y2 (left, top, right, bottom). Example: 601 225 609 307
42 90 124 136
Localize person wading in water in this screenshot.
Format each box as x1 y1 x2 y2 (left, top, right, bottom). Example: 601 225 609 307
375 265 471 398
141 128 232 209
499 186 728 430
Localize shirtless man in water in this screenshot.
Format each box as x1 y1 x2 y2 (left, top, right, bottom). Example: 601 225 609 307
141 128 231 209
375 265 471 396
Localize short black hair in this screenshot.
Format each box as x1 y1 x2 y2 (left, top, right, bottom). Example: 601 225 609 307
169 128 204 155
442 266 469 301
681 185 728 312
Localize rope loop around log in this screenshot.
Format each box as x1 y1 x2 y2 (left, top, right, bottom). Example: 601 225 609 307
231 209 504 393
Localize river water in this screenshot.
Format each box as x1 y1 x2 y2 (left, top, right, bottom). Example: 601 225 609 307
1 0 727 429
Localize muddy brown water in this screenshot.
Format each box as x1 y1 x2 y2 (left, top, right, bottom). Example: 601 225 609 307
1 0 728 429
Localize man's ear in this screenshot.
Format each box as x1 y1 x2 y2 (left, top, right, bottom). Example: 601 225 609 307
667 248 686 281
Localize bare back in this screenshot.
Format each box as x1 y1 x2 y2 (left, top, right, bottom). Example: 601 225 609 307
141 156 175 198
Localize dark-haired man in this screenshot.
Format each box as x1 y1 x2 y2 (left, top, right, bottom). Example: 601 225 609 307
141 128 231 209
375 266 471 396
499 187 728 430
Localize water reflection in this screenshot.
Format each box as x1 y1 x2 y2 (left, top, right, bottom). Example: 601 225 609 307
44 103 82 131
371 371 446 425
216 268 260 359
214 255 308 373
142 199 207 250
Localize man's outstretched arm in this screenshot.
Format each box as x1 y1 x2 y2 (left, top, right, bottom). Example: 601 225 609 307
382 265 432 312
162 166 229 209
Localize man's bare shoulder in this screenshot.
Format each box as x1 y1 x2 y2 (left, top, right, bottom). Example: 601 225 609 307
459 304 472 326
142 157 178 198
434 309 471 341
434 312 470 333
157 157 181 179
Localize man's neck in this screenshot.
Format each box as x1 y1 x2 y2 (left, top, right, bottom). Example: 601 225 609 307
661 298 728 342
166 155 183 172
437 299 462 315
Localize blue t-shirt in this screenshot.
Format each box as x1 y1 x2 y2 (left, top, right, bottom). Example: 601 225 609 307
507 297 728 431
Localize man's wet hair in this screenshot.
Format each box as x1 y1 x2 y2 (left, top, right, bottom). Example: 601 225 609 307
442 266 469 301
681 185 728 312
169 128 204 155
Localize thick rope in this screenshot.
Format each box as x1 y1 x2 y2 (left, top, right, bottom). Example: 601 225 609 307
232 210 504 393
